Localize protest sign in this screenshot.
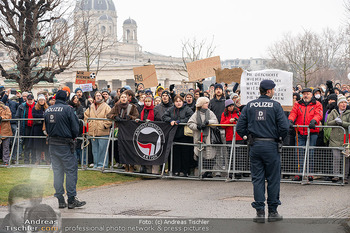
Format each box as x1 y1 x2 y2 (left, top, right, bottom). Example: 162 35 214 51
175 84 190 94
80 83 93 92
133 65 158 88
75 71 96 85
186 56 221 81
215 68 243 84
240 69 293 106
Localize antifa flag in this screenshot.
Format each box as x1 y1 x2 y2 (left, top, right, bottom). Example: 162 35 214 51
118 121 178 165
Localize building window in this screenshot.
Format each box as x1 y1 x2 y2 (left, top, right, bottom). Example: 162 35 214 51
101 26 106 34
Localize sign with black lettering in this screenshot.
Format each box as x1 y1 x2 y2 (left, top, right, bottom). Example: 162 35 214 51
75 71 96 85
133 65 158 89
240 69 293 106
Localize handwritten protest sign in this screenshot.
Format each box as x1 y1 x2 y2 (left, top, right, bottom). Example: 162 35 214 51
133 65 158 88
75 71 96 85
215 68 243 84
240 69 293 106
80 83 93 92
186 56 221 81
175 84 190 94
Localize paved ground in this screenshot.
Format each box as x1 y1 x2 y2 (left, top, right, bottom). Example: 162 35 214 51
1 177 349 219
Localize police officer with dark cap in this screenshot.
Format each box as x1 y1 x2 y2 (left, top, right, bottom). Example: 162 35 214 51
44 90 86 209
236 79 289 223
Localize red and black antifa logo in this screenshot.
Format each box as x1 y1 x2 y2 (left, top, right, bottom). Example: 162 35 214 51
133 122 165 161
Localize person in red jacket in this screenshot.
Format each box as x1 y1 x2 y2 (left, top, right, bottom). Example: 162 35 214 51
221 99 244 179
288 88 323 181
220 99 243 143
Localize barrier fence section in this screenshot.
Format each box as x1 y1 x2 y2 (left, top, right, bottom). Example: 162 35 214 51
0 119 348 185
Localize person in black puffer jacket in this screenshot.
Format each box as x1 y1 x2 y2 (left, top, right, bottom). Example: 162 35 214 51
162 95 193 177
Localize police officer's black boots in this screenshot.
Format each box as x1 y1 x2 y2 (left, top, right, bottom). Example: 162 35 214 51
68 196 86 209
57 196 67 209
268 210 283 222
253 209 265 223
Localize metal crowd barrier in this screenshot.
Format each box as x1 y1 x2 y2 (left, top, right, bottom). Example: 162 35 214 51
1 118 348 186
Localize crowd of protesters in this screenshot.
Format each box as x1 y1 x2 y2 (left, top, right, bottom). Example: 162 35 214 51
0 80 349 183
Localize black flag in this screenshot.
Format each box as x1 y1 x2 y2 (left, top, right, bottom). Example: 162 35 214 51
118 121 178 165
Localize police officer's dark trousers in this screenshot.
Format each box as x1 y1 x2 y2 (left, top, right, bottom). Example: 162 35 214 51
50 144 78 199
250 141 281 211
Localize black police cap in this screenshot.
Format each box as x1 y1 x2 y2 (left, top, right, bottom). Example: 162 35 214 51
259 80 276 90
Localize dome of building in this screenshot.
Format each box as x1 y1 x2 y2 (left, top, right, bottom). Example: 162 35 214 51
123 18 137 26
99 14 113 21
76 0 116 12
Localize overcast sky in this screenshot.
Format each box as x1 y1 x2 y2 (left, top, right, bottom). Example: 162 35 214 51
113 0 346 60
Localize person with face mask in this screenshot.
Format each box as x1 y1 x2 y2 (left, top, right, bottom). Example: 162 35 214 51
313 88 322 104
288 88 323 182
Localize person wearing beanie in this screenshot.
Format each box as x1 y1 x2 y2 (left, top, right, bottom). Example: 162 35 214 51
102 89 115 108
75 88 90 111
289 85 323 182
208 83 227 177
313 88 322 104
31 94 49 165
188 96 218 178
145 89 153 97
220 99 243 178
154 90 173 121
184 93 196 112
44 89 86 209
61 86 71 97
163 95 194 177
84 91 112 169
326 93 350 183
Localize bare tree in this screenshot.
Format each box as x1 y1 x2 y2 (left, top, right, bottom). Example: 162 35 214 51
0 0 83 91
177 36 216 78
267 30 324 87
74 4 117 75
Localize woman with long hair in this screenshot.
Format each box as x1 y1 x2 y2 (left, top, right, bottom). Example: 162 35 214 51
107 92 139 172
69 95 84 164
163 95 193 177
31 95 49 165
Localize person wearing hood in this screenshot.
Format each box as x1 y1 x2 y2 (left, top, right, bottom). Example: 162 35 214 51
326 95 350 183
187 97 218 178
163 95 193 177
84 91 112 169
288 88 323 182
155 85 164 97
184 92 196 112
154 90 173 121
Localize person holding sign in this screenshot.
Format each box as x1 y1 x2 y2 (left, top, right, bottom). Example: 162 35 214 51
236 80 289 223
